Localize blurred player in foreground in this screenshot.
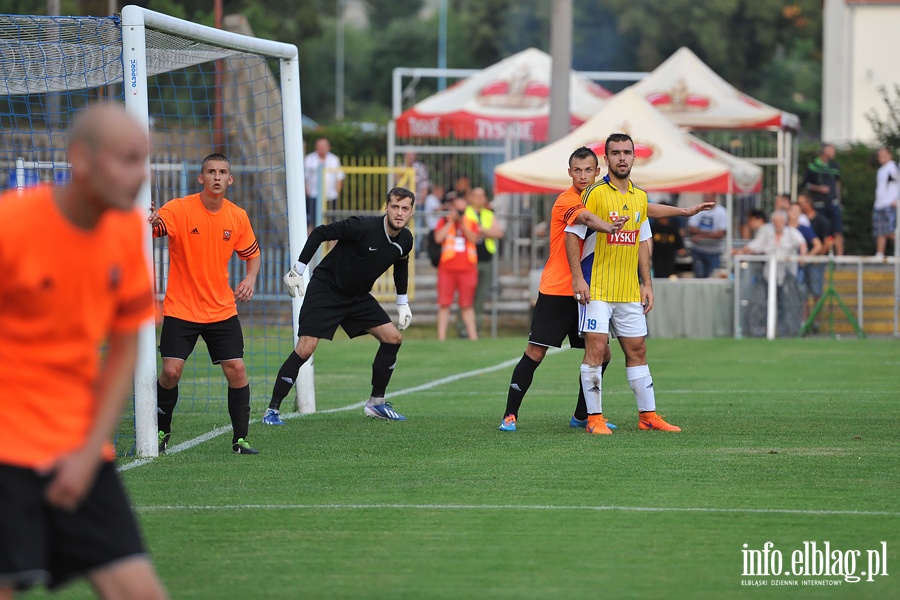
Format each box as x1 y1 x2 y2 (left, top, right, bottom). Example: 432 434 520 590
0 104 168 598
264 187 416 424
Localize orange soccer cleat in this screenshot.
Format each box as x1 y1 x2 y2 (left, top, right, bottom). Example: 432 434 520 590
586 414 612 435
638 411 681 432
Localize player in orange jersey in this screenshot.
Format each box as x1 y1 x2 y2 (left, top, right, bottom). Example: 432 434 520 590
149 154 261 455
499 146 711 432
0 104 167 598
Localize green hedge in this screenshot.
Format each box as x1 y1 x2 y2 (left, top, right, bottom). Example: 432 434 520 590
797 143 881 256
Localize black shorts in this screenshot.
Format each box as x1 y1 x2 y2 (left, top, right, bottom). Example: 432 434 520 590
159 315 244 364
527 293 584 349
0 461 147 591
298 279 390 340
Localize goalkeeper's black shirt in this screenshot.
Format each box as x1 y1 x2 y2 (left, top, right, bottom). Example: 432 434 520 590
298 215 413 297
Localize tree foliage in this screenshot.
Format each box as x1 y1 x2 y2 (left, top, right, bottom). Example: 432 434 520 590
866 85 900 152
9 0 827 136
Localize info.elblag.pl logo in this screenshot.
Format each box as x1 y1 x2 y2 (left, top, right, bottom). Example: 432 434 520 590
741 541 889 586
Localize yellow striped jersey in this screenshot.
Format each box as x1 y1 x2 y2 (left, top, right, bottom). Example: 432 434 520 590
579 175 650 302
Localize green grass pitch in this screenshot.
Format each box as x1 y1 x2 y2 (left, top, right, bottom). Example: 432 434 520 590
30 335 899 599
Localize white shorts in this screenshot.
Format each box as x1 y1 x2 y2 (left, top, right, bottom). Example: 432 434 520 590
578 300 647 338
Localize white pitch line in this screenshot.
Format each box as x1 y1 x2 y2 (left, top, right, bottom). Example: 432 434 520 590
119 351 560 471
134 503 900 517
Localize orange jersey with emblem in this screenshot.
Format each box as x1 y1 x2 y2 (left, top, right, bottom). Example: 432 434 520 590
154 194 260 323
539 186 588 296
0 186 154 468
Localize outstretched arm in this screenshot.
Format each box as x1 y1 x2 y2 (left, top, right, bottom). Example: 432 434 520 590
575 210 629 234
647 201 715 219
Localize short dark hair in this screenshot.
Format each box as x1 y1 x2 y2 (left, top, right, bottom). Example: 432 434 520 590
201 153 229 171
569 146 599 167
387 186 416 207
605 133 634 155
748 209 767 222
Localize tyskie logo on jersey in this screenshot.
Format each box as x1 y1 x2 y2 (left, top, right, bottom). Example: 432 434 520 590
606 229 638 245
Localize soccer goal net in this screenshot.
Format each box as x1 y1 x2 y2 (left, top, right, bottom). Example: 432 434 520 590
0 6 312 458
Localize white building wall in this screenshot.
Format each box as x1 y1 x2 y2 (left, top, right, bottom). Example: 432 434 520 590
823 1 900 145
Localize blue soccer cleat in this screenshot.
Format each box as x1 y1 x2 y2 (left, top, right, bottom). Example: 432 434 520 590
262 408 285 426
570 415 616 429
364 402 407 421
498 415 517 432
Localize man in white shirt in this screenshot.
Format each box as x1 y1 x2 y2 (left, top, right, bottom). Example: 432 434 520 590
304 137 345 231
687 194 728 278
873 147 898 260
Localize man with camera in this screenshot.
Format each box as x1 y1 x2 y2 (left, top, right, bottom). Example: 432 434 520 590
433 194 480 340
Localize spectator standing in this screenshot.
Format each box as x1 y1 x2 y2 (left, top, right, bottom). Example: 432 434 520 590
463 187 504 335
687 193 728 278
735 209 807 336
304 137 344 230
151 153 261 455
434 194 480 341
797 192 833 312
802 143 842 255
650 207 684 279
0 105 167 599
873 146 898 260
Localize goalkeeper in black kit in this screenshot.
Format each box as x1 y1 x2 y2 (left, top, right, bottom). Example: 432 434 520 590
263 187 416 424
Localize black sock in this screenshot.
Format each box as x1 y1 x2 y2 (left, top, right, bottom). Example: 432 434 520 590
573 361 607 421
228 385 251 444
503 353 540 418
371 342 401 397
269 351 307 410
157 381 178 435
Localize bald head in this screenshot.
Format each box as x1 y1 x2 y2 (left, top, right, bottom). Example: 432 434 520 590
67 104 149 213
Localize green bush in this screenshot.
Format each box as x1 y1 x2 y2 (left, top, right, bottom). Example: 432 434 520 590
797 142 879 256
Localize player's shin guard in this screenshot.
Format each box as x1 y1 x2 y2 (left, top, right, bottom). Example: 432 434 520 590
370 342 401 398
228 384 251 444
156 381 178 435
626 365 656 413
269 351 306 410
504 353 540 418
580 364 603 414
574 359 609 420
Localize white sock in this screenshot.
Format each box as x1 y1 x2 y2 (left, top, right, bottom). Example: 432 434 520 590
580 364 603 414
627 365 656 412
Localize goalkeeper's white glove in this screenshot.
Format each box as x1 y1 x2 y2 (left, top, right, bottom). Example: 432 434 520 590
283 261 306 298
396 294 412 331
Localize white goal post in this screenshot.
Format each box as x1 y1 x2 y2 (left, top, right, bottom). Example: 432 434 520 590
119 5 314 457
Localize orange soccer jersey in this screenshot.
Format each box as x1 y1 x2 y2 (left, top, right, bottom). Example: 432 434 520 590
0 186 154 469
153 193 260 323
539 186 588 296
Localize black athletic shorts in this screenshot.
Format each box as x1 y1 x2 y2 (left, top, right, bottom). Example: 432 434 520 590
298 278 391 340
159 315 244 364
0 461 148 591
527 293 585 349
